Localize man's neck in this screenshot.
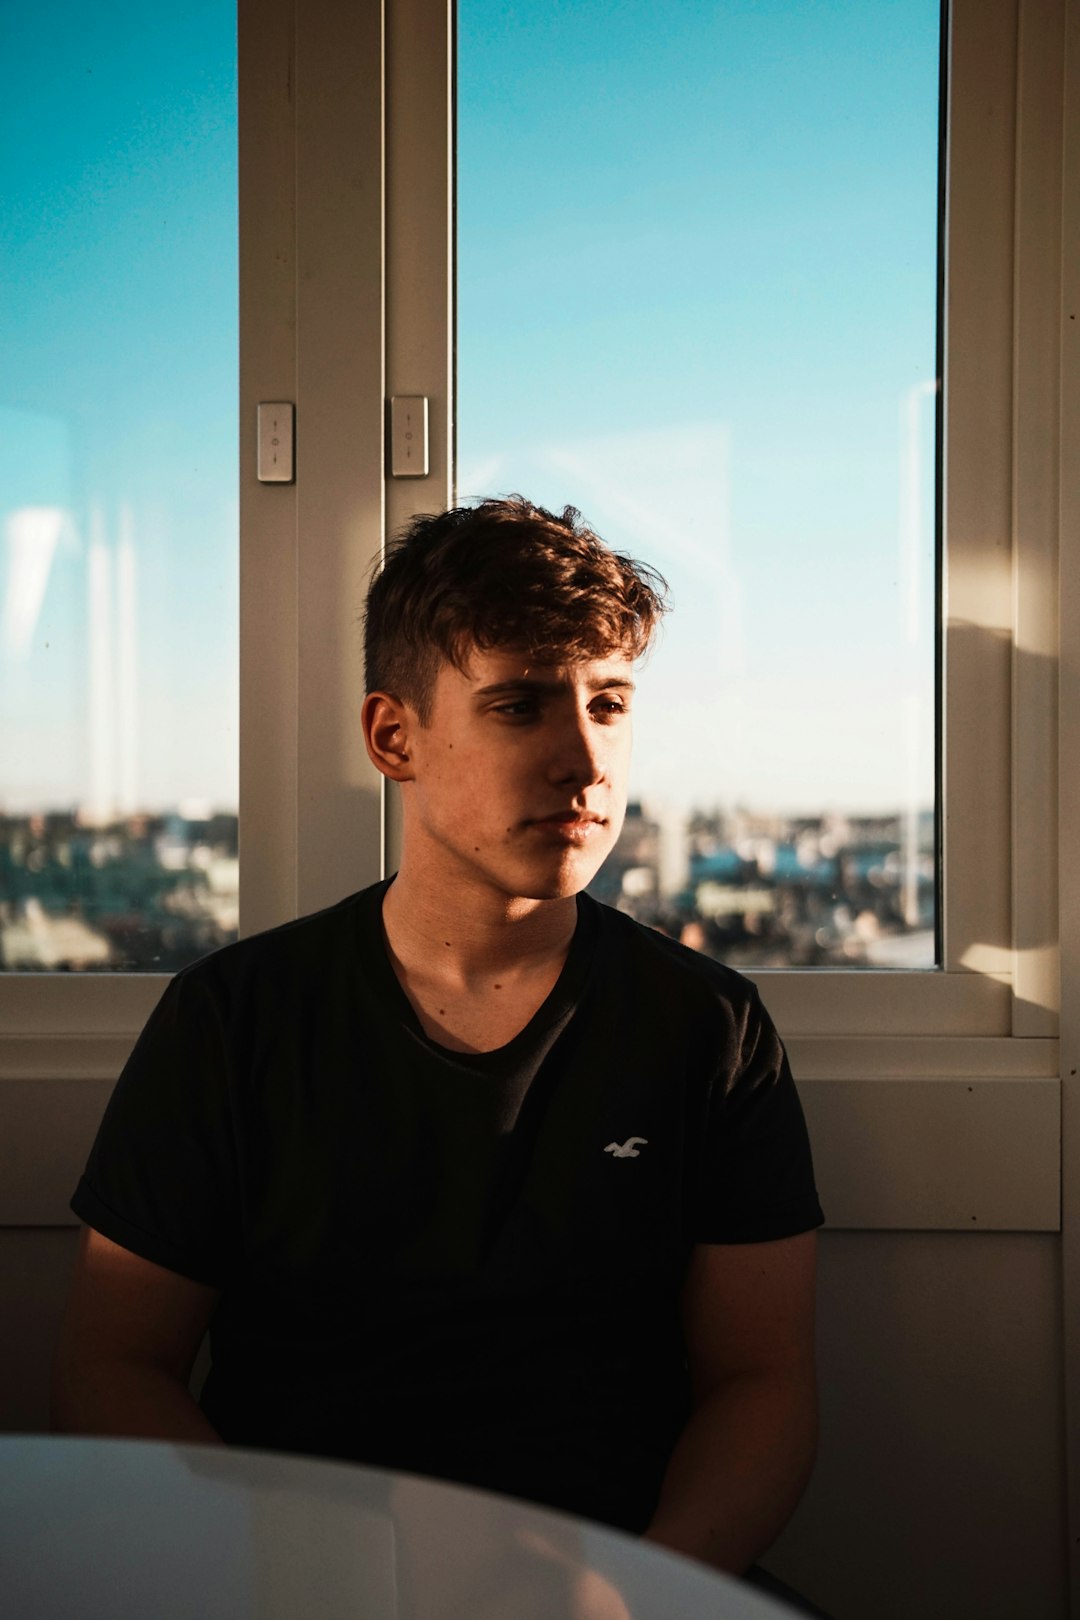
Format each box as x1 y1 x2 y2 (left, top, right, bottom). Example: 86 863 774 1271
381 864 579 994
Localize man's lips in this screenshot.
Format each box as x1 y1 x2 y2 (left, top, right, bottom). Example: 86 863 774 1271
532 812 605 825
528 811 606 847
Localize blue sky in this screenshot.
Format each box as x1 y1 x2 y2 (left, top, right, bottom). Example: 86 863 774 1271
457 0 939 814
0 0 238 816
1 0 938 818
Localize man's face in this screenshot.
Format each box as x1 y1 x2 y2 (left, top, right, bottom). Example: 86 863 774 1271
402 643 635 902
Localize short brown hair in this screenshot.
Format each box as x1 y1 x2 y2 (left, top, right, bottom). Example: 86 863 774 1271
363 495 669 723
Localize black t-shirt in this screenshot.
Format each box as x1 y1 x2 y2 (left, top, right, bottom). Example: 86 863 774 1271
72 878 824 1532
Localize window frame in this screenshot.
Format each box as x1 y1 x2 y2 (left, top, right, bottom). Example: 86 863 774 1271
0 0 1063 1159
381 0 1060 1046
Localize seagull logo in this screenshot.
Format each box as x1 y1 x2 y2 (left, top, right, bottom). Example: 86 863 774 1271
604 1137 648 1158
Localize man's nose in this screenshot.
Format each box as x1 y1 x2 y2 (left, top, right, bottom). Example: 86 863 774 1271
549 708 608 787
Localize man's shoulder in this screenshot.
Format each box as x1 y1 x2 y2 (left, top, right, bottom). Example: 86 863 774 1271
584 893 761 1014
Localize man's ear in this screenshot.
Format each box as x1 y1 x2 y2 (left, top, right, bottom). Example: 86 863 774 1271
361 691 415 782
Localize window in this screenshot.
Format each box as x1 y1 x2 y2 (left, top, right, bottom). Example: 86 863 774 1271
456 0 941 973
384 0 1055 1047
0 0 239 973
1 0 1060 1101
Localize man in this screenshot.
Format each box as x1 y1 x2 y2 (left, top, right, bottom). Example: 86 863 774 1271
53 496 825 1603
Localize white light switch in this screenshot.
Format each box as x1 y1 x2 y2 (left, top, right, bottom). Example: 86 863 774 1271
390 396 429 478
257 403 295 483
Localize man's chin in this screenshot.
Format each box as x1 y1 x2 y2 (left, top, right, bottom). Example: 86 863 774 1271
509 850 611 902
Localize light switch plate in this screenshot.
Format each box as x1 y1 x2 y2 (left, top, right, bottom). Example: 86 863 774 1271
390 396 429 478
257 403 295 483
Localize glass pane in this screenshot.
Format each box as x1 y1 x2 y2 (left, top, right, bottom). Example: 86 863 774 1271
1 1 238 971
457 0 939 968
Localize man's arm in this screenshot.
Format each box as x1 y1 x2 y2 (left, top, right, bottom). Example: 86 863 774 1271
642 1231 818 1575
51 1225 223 1444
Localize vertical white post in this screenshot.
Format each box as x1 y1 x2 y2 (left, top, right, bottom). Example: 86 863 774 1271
384 0 454 878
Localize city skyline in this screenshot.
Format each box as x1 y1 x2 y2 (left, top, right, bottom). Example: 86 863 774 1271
0 796 935 973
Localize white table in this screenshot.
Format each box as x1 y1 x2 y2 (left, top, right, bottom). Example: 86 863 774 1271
1 1436 799 1619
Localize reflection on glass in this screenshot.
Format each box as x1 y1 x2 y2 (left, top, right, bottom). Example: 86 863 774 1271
1 3 237 971
457 0 940 968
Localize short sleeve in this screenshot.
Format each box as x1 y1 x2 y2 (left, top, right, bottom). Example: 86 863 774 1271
70 966 241 1286
695 989 825 1244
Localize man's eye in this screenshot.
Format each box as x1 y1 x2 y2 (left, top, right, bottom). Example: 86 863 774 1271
493 700 536 718
593 699 628 716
